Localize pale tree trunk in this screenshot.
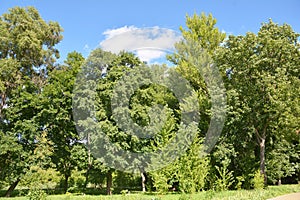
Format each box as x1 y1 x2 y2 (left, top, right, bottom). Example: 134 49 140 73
278 178 282 186
141 172 146 192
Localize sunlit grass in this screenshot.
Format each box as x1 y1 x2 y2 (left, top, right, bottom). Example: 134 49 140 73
0 184 299 200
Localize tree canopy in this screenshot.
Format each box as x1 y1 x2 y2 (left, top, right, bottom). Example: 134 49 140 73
0 6 299 197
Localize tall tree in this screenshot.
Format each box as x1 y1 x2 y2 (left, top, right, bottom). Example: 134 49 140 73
168 12 226 144
74 49 189 194
215 20 300 184
73 48 118 195
39 51 85 193
0 6 63 196
167 12 226 190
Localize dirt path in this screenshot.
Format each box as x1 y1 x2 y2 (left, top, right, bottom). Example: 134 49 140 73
268 192 300 200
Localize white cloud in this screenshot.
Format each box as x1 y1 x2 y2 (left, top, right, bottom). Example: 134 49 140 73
102 26 138 40
134 48 166 63
99 26 182 63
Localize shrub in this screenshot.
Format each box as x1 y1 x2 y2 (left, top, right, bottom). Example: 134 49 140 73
213 159 234 191
252 170 264 190
27 188 47 200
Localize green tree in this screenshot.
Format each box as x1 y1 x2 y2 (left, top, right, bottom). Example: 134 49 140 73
74 49 190 194
211 142 235 191
73 49 119 195
39 51 85 193
0 6 63 196
215 20 300 184
168 12 226 147
167 12 226 191
266 135 297 185
176 137 209 193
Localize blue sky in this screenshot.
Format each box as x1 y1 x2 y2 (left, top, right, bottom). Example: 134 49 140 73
0 0 299 63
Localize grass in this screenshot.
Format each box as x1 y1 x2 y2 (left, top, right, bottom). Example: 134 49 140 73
0 184 299 200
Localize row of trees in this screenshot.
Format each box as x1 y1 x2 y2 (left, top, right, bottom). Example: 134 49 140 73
0 6 299 197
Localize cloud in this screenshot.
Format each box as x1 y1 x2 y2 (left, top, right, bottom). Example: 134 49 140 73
99 26 182 63
102 26 138 40
134 48 166 63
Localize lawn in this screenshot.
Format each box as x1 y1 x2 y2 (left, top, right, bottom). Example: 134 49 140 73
1 184 299 200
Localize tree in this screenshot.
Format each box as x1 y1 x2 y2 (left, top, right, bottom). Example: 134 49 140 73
74 49 196 194
176 136 209 193
39 51 85 193
167 12 226 191
168 12 226 147
266 135 297 185
73 49 119 195
215 20 300 184
0 6 63 196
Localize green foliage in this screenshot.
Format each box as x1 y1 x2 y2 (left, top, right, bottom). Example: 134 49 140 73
0 6 63 67
114 171 140 189
266 135 298 185
235 176 245 190
27 188 47 200
0 5 300 195
69 170 86 190
252 170 265 190
180 13 226 54
20 166 61 189
215 19 300 185
86 159 107 188
0 6 63 196
120 189 129 196
39 51 86 193
151 137 209 194
176 137 209 193
210 142 235 191
150 165 173 194
214 160 234 191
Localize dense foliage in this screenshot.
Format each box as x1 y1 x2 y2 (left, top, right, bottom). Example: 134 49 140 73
0 6 299 197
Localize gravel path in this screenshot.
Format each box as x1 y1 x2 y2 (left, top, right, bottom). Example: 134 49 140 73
268 192 300 200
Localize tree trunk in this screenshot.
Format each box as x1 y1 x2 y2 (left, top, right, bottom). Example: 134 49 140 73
84 133 92 188
141 172 146 192
278 178 281 186
5 178 20 197
259 137 267 185
84 166 91 189
106 170 112 195
64 174 69 194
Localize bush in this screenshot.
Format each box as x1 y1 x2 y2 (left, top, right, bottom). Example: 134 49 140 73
27 188 47 200
252 170 264 190
20 166 61 189
69 169 86 190
213 159 234 191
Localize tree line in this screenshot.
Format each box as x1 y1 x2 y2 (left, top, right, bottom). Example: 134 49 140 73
0 6 299 197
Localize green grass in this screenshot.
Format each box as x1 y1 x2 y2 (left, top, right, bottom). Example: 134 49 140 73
1 184 299 200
